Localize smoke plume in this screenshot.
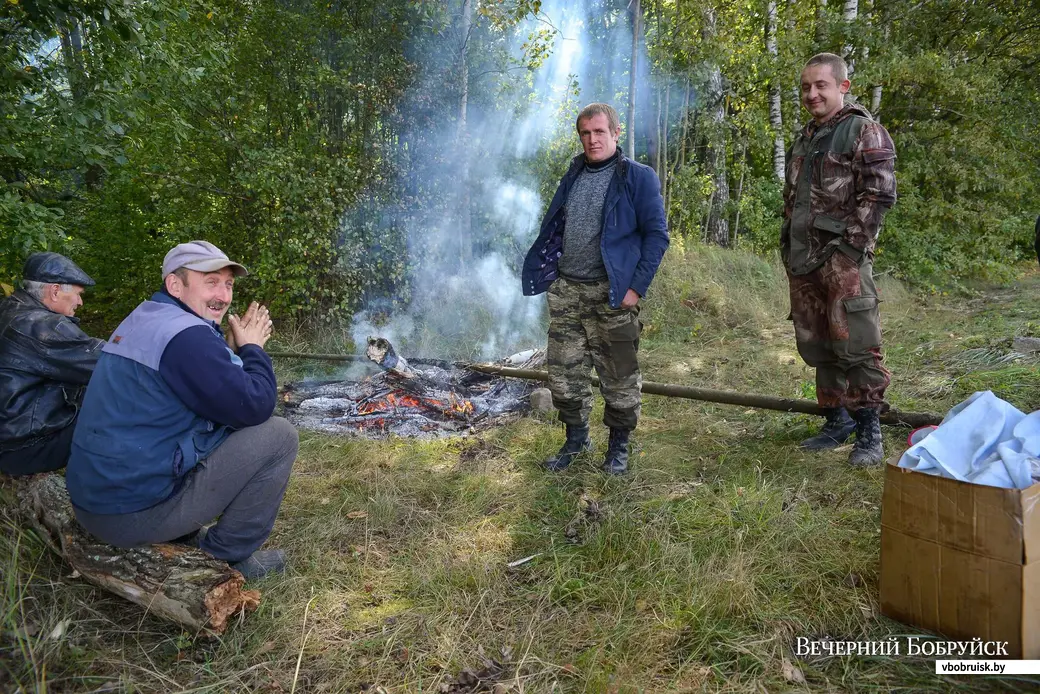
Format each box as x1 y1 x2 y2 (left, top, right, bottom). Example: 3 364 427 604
345 0 648 361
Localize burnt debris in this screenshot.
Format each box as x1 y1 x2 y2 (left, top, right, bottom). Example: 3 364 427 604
280 339 544 439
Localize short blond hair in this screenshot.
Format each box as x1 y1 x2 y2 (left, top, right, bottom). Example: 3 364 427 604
804 53 848 83
575 103 620 134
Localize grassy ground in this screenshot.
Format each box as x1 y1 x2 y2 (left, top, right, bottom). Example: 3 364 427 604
4 244 1040 693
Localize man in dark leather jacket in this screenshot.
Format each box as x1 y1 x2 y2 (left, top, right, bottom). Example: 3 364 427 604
0 253 103 475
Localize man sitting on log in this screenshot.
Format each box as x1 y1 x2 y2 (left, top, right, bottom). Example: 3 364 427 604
66 240 299 581
0 253 104 476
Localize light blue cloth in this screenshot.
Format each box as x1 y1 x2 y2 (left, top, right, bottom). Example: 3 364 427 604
897 391 1040 489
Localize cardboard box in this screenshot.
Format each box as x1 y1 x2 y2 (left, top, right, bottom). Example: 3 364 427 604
879 460 1040 658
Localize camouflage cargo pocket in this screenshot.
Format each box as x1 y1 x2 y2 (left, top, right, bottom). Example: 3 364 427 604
842 295 882 353
813 214 847 238
603 309 641 380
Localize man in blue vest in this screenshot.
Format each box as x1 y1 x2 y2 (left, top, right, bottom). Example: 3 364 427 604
522 103 669 475
67 241 298 580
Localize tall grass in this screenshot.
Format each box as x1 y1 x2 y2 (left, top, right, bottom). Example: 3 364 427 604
2 248 1037 692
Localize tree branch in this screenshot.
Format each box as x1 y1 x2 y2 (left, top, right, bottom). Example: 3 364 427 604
140 172 252 201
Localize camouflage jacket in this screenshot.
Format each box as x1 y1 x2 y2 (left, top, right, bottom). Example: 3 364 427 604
781 104 897 275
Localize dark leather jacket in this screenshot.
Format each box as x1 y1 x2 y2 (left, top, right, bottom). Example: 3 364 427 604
0 290 103 449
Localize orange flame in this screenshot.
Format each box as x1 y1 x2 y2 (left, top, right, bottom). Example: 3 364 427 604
354 390 474 418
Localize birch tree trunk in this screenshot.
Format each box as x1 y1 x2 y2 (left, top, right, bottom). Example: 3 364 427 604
703 7 730 246
790 0 804 137
732 137 748 241
456 0 473 264
842 0 858 75
870 22 889 116
627 0 642 159
654 84 662 175
679 79 690 170
767 0 785 180
815 0 828 48
663 82 670 208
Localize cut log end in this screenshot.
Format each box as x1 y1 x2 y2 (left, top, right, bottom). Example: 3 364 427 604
10 473 260 635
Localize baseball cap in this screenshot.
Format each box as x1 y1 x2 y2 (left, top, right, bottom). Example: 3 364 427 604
161 240 248 278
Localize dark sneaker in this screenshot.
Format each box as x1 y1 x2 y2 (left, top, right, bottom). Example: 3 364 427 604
231 549 287 580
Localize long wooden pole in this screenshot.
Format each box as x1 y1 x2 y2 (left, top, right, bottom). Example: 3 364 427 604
266 351 942 428
269 351 368 362
456 362 940 428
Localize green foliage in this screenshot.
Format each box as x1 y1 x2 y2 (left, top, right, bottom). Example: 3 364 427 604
2 0 1038 330
650 0 1039 287
733 176 783 253
0 0 140 281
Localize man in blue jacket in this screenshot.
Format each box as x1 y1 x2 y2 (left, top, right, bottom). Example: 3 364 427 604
67 241 298 580
523 103 669 475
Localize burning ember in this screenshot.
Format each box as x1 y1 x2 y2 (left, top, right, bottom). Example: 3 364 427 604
355 390 474 417
280 340 543 439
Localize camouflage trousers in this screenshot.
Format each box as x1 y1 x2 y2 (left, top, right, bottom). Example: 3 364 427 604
788 251 891 411
546 278 642 430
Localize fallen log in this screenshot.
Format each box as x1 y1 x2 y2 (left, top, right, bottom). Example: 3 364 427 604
458 363 943 428
12 473 260 635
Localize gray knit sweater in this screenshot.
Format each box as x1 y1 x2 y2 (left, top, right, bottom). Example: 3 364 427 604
559 156 617 281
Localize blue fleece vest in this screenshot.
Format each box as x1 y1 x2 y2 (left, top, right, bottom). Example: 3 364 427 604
66 297 234 514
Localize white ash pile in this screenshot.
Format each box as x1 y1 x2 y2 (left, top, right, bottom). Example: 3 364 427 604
280 339 545 439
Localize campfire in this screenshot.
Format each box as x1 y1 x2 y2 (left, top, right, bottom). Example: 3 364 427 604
280 338 543 438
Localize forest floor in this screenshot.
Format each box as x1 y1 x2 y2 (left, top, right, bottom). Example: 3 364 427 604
4 245 1040 693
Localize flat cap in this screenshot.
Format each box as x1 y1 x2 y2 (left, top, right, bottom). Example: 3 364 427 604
23 252 95 287
162 240 248 278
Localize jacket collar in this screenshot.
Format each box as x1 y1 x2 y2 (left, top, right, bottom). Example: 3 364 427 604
804 102 873 137
566 149 630 180
7 289 81 324
150 290 223 334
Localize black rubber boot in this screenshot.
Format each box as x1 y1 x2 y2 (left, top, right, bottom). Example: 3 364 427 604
545 424 592 471
799 407 857 450
601 427 630 475
849 408 884 467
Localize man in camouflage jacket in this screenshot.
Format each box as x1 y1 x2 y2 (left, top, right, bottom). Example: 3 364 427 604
782 53 897 466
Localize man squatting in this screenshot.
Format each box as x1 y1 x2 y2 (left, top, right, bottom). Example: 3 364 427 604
523 103 669 474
